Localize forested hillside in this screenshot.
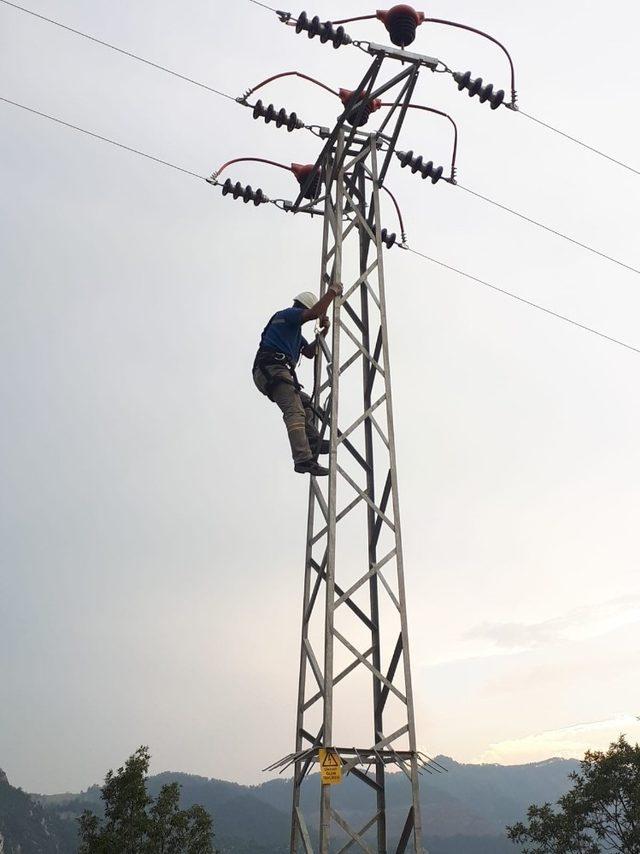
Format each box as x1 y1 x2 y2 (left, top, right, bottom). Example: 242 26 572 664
1 756 579 853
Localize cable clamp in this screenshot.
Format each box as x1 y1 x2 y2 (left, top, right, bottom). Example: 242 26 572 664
306 124 332 140
274 199 303 213
206 173 219 186
351 39 372 54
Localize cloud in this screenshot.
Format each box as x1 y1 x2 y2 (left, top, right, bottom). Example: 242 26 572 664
422 595 640 668
477 715 640 765
465 595 640 653
423 596 640 668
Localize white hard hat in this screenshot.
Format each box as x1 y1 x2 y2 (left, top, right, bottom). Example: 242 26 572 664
294 291 318 310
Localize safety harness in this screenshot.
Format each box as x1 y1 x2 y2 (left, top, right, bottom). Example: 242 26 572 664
253 313 303 401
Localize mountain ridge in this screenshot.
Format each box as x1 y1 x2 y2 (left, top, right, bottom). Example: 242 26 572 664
0 755 581 853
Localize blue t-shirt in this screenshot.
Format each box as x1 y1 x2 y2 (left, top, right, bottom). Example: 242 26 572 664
260 307 309 363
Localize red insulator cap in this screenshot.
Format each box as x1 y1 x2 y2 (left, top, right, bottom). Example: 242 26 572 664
291 163 322 199
291 163 317 183
338 89 383 113
377 5 425 46
376 5 425 27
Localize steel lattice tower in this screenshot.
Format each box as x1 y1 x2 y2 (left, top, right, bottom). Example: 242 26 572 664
295 133 423 854
266 45 442 853
216 8 518 850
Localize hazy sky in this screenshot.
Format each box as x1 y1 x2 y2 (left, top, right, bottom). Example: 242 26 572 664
1 0 639 794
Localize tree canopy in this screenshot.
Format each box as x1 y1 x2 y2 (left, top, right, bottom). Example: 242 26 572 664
78 746 215 854
507 735 640 853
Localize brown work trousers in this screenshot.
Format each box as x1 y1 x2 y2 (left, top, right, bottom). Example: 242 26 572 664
253 364 320 464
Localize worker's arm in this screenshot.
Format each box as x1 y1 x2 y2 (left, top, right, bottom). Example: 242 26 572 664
301 282 343 323
301 342 316 359
301 315 330 359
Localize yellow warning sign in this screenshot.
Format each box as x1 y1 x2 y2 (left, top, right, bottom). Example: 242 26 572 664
319 748 342 785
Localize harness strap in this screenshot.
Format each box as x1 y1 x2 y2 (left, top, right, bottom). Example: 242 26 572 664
255 359 303 402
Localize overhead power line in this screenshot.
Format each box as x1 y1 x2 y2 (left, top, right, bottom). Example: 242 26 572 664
0 96 205 180
6 0 640 183
3 93 639 360
404 247 640 356
0 0 236 102
518 110 640 179
6 0 640 184
5 0 638 281
247 0 281 12
456 183 640 277
243 0 640 178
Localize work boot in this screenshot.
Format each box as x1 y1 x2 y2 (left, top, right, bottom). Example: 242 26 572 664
294 459 329 476
310 438 331 455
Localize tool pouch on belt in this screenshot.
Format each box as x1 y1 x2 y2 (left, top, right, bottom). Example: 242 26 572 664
253 349 302 401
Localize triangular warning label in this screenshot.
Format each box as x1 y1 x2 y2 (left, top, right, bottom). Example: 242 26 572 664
319 748 343 785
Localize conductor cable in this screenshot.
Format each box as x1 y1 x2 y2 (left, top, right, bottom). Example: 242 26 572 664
404 246 640 356
4 93 639 359
518 109 640 178
247 0 281 11
0 0 236 102
0 95 206 179
456 183 640 277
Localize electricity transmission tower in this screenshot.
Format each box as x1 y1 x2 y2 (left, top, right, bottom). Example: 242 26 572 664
264 44 442 854
295 138 425 853
218 8 517 853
